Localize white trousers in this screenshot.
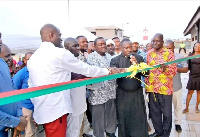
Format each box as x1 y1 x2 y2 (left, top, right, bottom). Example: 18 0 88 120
172 89 182 125
66 113 84 137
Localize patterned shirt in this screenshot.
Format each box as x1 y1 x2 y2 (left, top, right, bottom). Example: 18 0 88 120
87 51 116 105
78 51 88 62
146 48 177 95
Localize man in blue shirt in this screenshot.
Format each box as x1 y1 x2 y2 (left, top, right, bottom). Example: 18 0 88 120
13 52 44 137
0 43 27 137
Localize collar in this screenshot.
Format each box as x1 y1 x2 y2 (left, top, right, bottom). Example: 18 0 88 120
153 47 168 54
120 53 130 58
94 51 108 57
115 51 121 55
40 42 55 48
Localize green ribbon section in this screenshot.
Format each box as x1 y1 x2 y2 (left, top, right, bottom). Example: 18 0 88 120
0 54 200 106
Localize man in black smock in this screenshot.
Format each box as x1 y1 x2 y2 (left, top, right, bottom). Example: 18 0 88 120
110 39 148 137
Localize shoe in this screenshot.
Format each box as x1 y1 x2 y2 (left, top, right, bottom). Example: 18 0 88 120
195 109 200 113
82 133 93 137
106 133 116 137
175 125 182 133
149 132 160 137
182 109 189 113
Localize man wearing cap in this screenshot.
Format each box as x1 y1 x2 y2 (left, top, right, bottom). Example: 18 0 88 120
106 39 118 58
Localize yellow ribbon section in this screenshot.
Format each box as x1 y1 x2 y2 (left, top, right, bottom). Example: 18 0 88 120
126 62 153 86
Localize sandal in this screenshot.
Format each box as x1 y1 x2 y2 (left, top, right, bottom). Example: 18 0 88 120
182 109 189 113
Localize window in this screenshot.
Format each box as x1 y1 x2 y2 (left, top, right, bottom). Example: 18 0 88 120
192 37 194 41
195 36 197 40
91 32 96 35
115 30 117 35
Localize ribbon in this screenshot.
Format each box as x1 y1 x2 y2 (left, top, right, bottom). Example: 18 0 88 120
0 54 200 106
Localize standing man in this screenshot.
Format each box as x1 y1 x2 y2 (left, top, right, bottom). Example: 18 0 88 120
132 40 146 63
112 37 121 55
28 24 120 137
87 37 117 137
13 52 45 137
179 42 186 54
147 33 177 137
0 44 16 76
76 36 93 137
106 39 117 58
132 40 152 131
146 43 153 52
64 37 91 137
110 39 148 137
0 43 27 137
164 40 188 133
76 35 88 62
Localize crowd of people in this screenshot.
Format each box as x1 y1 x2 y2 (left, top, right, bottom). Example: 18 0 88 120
0 24 200 137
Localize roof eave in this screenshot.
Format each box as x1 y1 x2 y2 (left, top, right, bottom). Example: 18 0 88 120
183 6 200 36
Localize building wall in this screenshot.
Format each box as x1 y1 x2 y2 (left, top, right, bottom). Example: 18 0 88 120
191 26 197 48
199 22 200 42
95 29 115 39
95 29 123 39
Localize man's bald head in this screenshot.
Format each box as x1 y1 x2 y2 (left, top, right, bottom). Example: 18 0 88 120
24 52 33 65
40 24 62 48
165 40 175 53
64 37 78 48
165 40 174 47
64 37 80 57
153 33 163 41
151 33 164 51
0 44 13 67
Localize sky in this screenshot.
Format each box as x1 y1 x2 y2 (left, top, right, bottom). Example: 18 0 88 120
0 0 199 49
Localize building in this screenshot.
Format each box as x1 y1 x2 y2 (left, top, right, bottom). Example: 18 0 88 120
184 6 200 47
85 25 123 40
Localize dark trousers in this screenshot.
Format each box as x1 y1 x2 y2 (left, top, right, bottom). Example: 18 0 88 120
92 99 117 137
86 98 92 125
149 93 172 137
179 48 186 54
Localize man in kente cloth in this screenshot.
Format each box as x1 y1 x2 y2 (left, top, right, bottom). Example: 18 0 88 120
110 39 149 137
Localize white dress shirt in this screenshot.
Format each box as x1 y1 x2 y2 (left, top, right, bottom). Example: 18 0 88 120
27 42 109 124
